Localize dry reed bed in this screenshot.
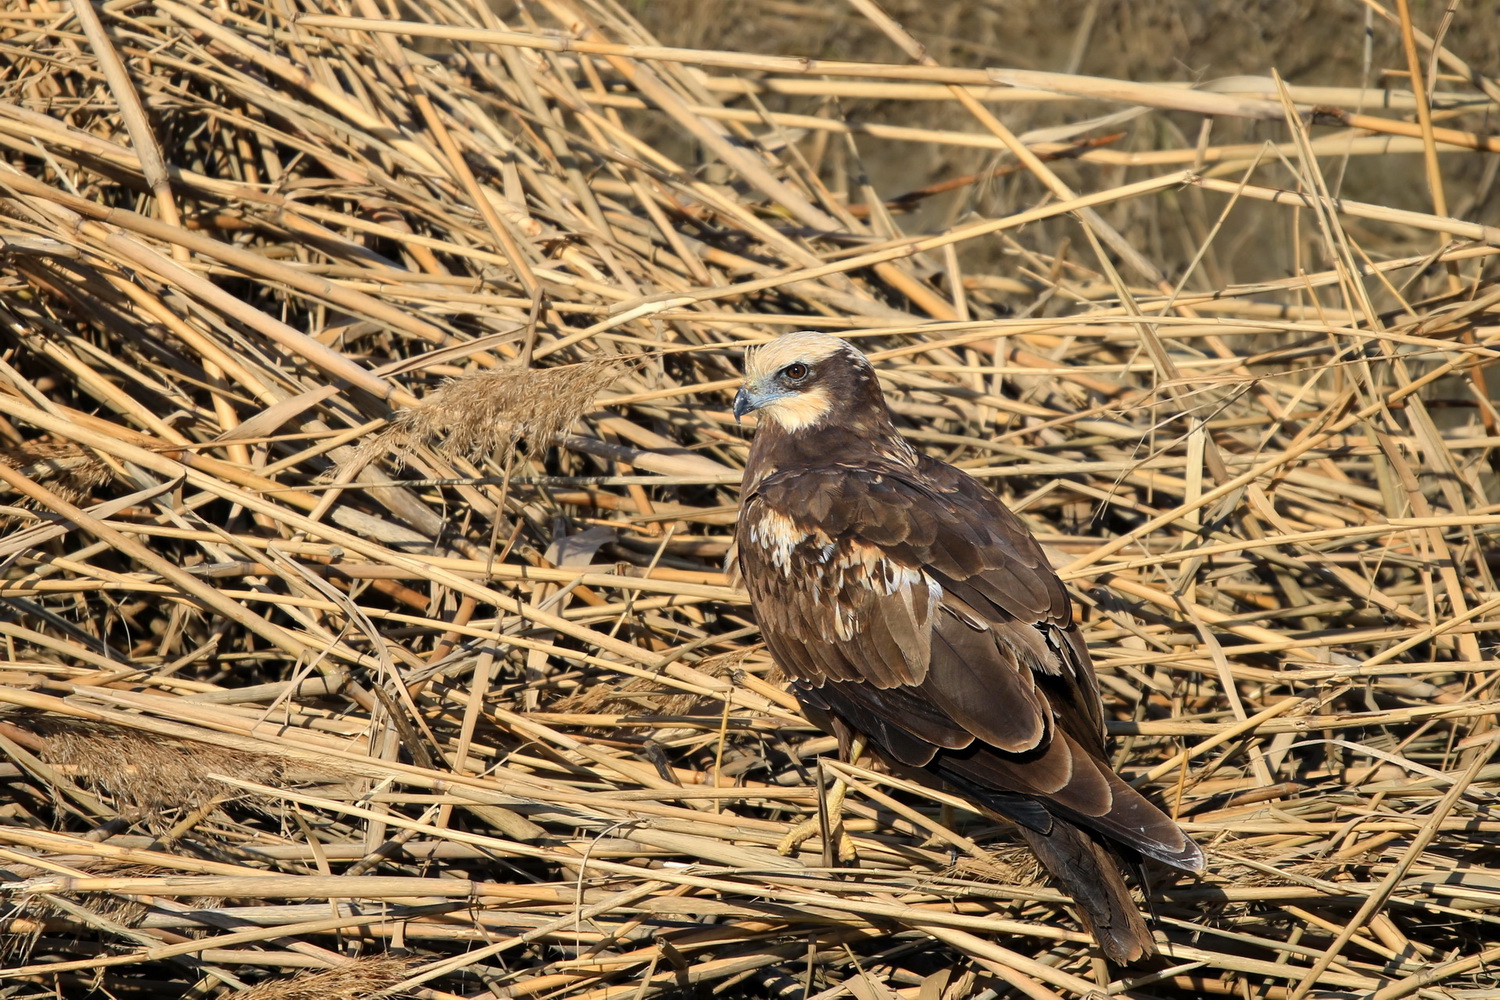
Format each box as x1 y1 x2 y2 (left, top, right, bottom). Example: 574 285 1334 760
0 1 1497 998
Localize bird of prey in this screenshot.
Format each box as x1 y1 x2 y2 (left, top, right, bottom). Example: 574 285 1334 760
732 331 1202 964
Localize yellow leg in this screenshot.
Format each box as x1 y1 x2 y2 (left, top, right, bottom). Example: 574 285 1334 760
777 735 864 863
921 801 956 850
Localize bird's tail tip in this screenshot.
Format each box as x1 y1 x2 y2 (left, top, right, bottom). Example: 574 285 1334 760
1016 821 1157 965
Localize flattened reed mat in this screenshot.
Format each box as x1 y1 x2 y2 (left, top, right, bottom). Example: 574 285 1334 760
1 1 1498 997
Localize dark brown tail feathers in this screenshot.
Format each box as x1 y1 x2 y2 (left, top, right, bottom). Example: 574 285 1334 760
1016 818 1154 964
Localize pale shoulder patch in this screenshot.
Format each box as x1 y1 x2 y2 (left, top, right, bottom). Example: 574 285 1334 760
743 505 830 572
742 502 937 682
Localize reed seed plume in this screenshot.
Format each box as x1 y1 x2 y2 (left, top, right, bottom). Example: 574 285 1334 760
229 957 417 1000
341 358 632 477
0 441 111 519
38 721 288 824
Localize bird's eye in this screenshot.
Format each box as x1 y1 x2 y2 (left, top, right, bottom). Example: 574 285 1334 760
781 363 809 382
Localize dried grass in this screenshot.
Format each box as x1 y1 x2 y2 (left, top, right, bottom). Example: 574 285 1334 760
229 956 417 1000
342 358 634 477
0 442 112 523
36 720 299 825
1 0 1499 998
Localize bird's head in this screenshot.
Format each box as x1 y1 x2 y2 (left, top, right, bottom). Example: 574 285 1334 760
734 331 879 432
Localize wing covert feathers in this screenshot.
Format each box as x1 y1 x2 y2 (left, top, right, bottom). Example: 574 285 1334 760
735 336 1202 961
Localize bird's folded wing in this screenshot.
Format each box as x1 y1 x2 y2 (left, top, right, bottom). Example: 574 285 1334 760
797 666 1201 869
740 462 1203 871
739 463 1090 754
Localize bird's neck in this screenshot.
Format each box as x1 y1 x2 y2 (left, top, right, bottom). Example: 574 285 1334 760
743 408 918 493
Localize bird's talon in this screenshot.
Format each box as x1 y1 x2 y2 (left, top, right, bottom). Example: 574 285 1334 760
775 816 821 856
834 829 858 864
775 816 859 864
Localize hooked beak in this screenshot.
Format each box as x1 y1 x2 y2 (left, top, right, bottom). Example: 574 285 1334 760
733 386 757 423
734 382 792 424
